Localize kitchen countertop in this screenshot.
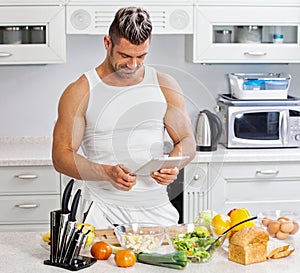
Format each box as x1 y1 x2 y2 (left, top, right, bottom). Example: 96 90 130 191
0 136 52 166
1 136 300 167
193 145 300 163
0 232 299 273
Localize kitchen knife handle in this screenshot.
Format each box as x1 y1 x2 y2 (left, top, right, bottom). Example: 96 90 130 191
62 179 74 214
70 189 82 221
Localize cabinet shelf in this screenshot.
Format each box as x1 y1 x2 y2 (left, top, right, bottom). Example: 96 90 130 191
188 5 300 63
0 5 66 64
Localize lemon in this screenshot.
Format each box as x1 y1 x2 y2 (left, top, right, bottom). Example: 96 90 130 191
85 231 95 246
42 232 51 243
211 214 231 237
194 226 210 236
77 223 95 246
77 223 95 232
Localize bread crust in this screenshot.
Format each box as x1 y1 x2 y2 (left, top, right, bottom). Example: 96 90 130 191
268 244 294 259
267 244 289 258
228 226 269 265
229 226 269 247
271 248 294 259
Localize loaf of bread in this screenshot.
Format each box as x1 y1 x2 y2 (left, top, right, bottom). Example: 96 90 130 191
228 226 269 265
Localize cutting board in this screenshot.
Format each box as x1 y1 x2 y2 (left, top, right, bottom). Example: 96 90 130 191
94 228 170 246
94 229 120 245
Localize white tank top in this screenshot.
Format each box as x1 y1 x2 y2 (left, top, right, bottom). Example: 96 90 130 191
81 66 170 207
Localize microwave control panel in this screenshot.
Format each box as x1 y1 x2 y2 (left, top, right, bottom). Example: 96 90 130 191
289 110 300 142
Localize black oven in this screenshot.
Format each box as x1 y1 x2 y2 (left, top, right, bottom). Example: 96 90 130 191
167 168 184 223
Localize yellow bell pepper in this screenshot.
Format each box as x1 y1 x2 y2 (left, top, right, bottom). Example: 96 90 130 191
230 208 256 231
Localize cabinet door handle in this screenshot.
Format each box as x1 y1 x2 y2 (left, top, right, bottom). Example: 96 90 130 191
15 174 39 179
256 170 279 176
0 52 13 57
15 203 39 209
193 175 200 180
244 51 267 56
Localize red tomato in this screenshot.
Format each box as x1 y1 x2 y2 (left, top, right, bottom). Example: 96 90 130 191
90 241 112 260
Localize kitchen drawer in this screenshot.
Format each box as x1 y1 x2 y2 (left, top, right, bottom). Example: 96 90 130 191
209 161 300 215
0 195 60 224
0 166 60 195
219 162 300 179
0 223 49 232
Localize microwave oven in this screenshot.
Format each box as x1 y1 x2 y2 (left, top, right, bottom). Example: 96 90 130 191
217 94 300 148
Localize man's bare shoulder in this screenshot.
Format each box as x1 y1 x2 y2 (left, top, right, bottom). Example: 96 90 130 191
58 74 90 112
156 71 183 98
157 71 175 84
63 74 89 97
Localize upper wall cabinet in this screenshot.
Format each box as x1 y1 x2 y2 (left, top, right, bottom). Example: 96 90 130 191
66 0 193 4
195 0 300 5
0 6 66 64
186 5 300 63
194 0 300 6
0 0 66 4
66 5 193 35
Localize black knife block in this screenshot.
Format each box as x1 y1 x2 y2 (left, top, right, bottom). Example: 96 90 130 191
44 209 97 271
44 256 97 271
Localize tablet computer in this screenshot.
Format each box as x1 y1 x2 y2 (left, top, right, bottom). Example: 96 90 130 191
131 156 190 176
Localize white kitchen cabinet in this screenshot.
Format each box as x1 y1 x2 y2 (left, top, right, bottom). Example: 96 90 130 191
186 5 300 63
208 161 300 215
0 5 66 64
0 0 66 4
195 0 300 5
67 0 193 4
66 5 193 35
183 162 208 223
0 166 60 231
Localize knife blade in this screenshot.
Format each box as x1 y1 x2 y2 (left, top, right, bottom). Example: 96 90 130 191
61 189 82 263
55 179 74 263
67 229 86 265
64 225 84 265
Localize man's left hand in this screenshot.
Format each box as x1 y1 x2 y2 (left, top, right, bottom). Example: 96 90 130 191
151 167 179 186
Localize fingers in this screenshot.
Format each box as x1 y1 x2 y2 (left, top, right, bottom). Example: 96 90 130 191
112 164 136 191
151 167 179 186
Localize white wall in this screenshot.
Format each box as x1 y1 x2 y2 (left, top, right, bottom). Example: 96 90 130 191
1 34 299 136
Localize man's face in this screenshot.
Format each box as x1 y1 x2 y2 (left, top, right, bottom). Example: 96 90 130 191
106 37 150 78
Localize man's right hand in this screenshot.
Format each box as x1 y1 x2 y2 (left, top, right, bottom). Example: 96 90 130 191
107 164 136 191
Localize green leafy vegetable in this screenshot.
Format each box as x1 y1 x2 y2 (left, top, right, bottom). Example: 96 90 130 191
194 210 217 226
171 230 222 263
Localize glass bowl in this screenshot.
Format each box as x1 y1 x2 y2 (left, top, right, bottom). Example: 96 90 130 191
258 210 300 241
114 222 165 253
166 223 226 263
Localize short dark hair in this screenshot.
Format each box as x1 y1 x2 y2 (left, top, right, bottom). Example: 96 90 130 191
109 7 152 45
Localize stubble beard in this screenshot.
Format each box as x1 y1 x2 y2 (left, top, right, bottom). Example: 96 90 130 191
108 51 142 79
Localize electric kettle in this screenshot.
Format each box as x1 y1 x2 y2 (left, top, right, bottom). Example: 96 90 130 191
195 109 222 151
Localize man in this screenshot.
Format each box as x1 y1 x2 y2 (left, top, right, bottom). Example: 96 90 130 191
52 7 196 228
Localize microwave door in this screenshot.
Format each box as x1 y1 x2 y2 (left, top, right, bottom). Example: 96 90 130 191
229 108 283 148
